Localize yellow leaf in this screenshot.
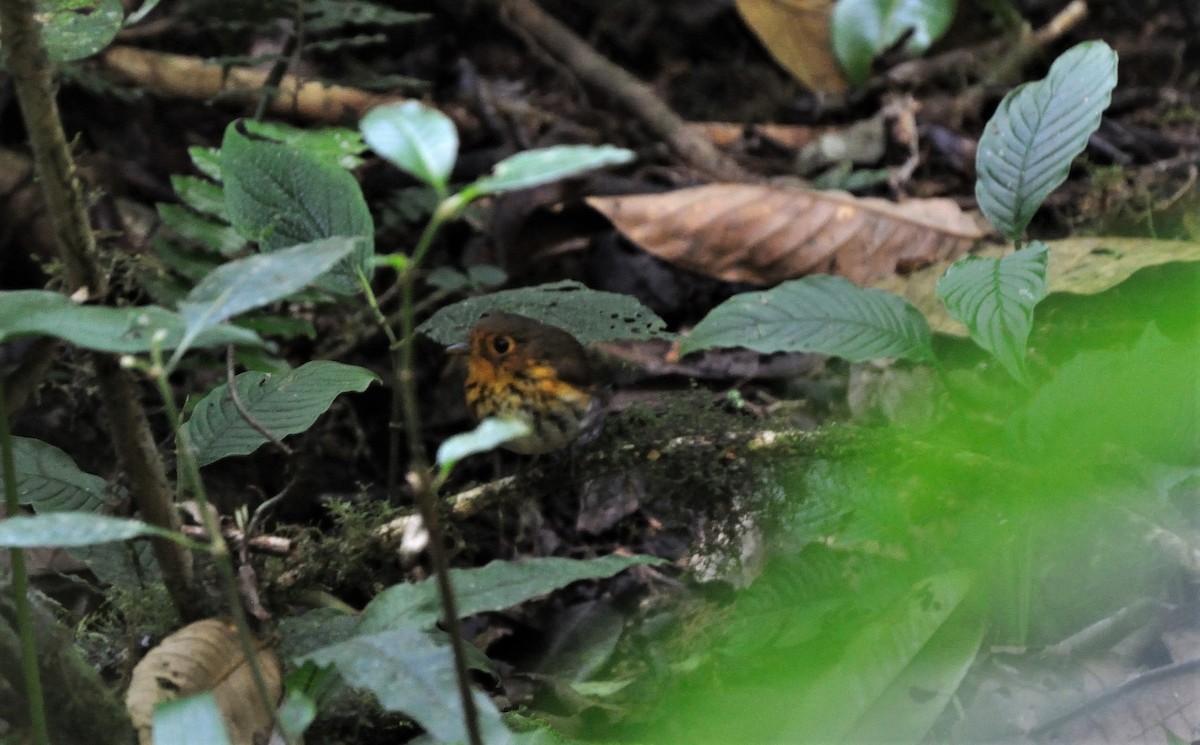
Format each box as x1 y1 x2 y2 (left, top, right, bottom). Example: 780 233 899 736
735 0 848 93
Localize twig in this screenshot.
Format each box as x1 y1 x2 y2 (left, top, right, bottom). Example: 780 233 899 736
101 45 479 132
1 0 197 621
224 346 293 456
489 0 752 181
180 525 293 557
880 0 1089 90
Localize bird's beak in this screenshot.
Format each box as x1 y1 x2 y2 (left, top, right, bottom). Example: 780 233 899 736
446 341 469 355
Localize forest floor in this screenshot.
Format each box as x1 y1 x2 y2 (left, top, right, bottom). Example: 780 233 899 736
2 0 1199 743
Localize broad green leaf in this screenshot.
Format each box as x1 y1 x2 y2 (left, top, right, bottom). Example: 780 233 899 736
173 237 356 362
468 145 635 196
832 0 957 85
152 693 232 745
0 512 173 547
0 290 261 352
359 554 662 633
5 437 109 513
680 274 934 362
4 436 153 586
436 418 533 466
936 242 1048 382
299 628 509 744
183 361 379 466
360 101 458 193
242 120 367 170
220 122 374 294
976 41 1118 238
418 280 669 345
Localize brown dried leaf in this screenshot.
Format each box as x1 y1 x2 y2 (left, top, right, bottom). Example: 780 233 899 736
587 184 985 286
876 237 1200 336
734 0 848 93
126 618 282 745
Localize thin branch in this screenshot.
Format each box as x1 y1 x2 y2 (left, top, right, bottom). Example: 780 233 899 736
224 346 294 456
489 0 751 181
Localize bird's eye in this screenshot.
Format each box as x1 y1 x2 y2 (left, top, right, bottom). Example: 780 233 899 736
491 336 513 355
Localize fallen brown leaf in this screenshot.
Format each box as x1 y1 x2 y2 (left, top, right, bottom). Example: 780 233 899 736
126 618 282 745
587 183 985 286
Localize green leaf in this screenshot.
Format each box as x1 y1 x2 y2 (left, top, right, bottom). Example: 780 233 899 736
680 275 934 362
936 242 1048 382
359 554 662 633
152 693 233 745
156 204 245 256
0 290 261 353
1013 326 1199 464
7 0 125 63
418 280 670 345
242 120 367 170
6 437 109 513
278 661 339 743
170 175 227 219
975 40 1118 239
188 146 222 181
436 418 533 466
842 613 984 744
220 122 374 294
4 437 153 586
183 361 379 466
299 629 510 743
173 237 357 362
832 0 957 85
468 145 635 196
780 572 973 741
360 101 458 192
0 512 173 548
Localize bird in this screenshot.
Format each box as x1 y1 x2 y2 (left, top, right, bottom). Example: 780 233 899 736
448 312 605 455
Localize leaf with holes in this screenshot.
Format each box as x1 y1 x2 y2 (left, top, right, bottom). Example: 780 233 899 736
418 280 670 345
936 242 1048 382
359 554 663 633
183 361 378 466
682 275 934 362
975 41 1118 239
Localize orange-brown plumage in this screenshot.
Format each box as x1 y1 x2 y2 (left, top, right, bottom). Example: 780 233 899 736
452 313 603 455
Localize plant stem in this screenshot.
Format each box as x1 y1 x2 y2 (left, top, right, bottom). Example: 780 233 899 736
147 361 283 741
0 378 51 745
369 199 482 744
0 0 197 619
